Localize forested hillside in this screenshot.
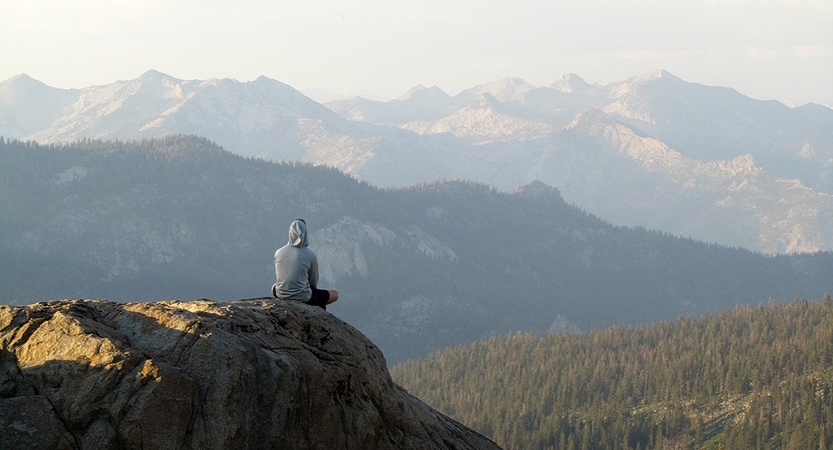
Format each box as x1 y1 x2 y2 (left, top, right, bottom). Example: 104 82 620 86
4 70 832 254
2 136 832 363
391 297 833 449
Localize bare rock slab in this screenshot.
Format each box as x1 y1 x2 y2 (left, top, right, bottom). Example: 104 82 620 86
0 298 501 450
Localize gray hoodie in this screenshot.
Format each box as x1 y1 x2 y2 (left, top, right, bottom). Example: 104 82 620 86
273 220 319 302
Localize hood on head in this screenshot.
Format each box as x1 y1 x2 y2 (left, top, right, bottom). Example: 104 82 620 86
287 219 309 247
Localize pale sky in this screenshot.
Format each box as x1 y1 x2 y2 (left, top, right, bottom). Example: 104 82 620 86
1 0 831 106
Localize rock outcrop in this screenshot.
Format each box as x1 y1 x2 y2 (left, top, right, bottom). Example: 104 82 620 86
0 298 501 450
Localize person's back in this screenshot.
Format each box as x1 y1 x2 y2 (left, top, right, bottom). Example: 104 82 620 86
273 219 317 301
272 219 338 309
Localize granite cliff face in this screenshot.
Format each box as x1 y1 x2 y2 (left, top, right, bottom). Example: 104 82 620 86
0 299 500 450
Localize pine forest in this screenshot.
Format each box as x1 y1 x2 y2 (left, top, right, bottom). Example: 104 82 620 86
391 296 833 449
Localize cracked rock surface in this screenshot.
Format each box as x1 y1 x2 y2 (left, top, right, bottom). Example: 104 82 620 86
0 298 501 450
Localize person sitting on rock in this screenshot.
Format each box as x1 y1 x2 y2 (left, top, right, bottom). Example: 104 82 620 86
271 218 339 310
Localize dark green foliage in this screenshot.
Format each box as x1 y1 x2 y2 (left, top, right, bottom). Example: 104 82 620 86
1 136 832 363
0 135 368 302
391 296 833 449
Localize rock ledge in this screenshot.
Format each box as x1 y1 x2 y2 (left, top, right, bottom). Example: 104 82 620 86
0 298 501 450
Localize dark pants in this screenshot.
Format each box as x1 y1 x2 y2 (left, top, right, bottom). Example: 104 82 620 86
272 283 329 310
307 288 330 310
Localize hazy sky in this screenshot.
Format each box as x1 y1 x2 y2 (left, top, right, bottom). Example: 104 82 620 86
1 0 831 105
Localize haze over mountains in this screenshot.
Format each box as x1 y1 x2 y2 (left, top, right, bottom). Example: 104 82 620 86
1 70 831 254
2 137 832 363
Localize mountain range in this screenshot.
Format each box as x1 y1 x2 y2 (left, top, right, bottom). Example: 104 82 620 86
2 137 831 363
1 70 831 254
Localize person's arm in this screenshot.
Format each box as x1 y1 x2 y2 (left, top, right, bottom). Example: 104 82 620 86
308 252 319 290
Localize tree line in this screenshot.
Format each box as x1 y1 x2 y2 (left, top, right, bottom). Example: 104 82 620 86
3 135 833 364
391 296 833 449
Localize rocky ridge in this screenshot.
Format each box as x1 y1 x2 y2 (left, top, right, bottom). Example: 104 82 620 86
0 298 500 450
3 70 830 253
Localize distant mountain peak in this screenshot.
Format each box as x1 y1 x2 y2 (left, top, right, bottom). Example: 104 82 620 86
0 74 80 136
644 68 666 78
489 77 535 90
0 73 56 93
397 85 449 101
629 69 682 85
3 73 36 84
460 77 536 103
140 69 166 78
604 69 681 97
134 69 185 84
552 73 593 93
567 106 615 128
